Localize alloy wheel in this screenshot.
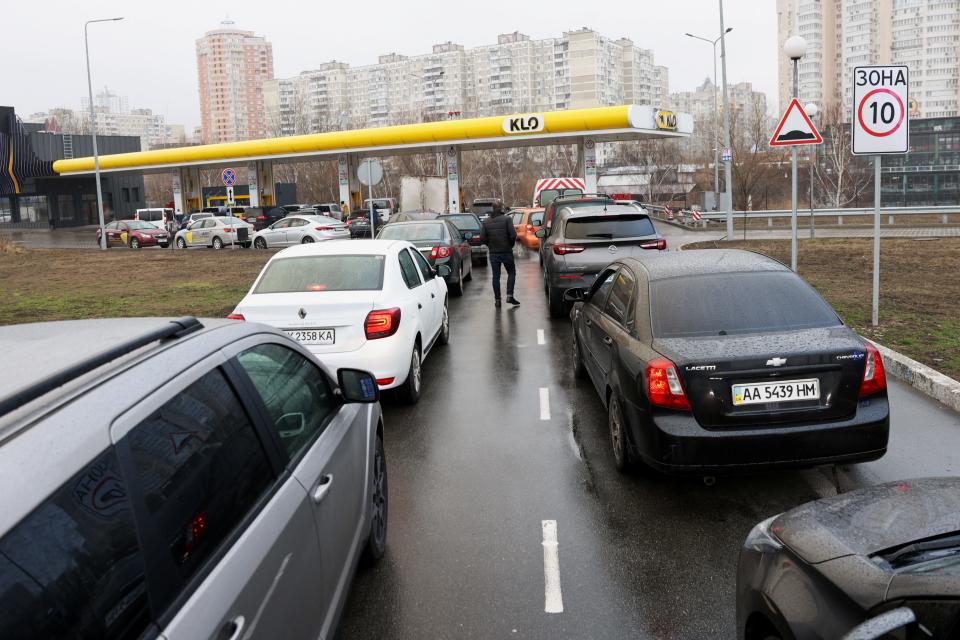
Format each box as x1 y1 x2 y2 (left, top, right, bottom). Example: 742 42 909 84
370 442 387 547
411 350 421 394
610 396 626 469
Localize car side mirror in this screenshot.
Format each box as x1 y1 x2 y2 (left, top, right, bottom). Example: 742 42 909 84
563 287 586 302
463 231 475 240
535 228 546 238
337 369 380 403
436 264 452 278
840 607 916 640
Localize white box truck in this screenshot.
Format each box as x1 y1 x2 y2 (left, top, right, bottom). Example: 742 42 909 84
400 176 447 213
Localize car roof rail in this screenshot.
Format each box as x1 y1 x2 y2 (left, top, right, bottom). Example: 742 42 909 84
0 317 204 417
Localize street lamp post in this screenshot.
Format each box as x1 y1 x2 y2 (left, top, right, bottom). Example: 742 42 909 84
85 16 124 250
784 35 807 271
805 102 818 239
685 27 733 209
718 0 735 238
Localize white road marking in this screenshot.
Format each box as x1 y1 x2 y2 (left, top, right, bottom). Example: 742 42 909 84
541 520 564 613
537 329 546 345
539 387 551 420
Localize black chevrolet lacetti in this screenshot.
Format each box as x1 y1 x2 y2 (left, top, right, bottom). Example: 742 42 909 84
566 249 890 474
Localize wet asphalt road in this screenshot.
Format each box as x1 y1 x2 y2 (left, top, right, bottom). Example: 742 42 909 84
335 246 960 640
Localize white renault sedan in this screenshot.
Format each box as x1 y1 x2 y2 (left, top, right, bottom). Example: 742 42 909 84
252 214 351 249
229 239 450 403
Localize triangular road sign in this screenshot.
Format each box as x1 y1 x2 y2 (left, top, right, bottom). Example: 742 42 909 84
770 98 823 146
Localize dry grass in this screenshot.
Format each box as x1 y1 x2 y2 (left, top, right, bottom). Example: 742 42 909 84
0 234 23 255
685 237 960 380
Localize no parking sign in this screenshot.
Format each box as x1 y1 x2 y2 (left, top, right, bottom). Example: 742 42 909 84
852 66 909 155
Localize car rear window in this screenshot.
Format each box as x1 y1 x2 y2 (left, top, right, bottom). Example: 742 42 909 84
564 215 656 239
255 255 386 293
445 215 481 231
379 223 445 242
650 271 842 338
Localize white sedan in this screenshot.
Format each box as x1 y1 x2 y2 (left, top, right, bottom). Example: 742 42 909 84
174 216 254 249
229 239 450 403
252 214 351 249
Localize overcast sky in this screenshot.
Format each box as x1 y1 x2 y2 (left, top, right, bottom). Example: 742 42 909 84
6 0 778 130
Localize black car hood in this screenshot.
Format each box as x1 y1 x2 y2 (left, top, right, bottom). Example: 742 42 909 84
774 477 960 564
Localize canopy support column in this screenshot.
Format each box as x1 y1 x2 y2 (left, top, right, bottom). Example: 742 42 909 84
445 146 461 213
338 155 361 214
249 161 274 208
578 137 598 194
174 167 201 213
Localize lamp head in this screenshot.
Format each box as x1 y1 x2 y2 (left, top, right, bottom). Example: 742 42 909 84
784 35 807 60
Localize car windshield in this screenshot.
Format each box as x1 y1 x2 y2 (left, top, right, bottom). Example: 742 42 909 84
379 223 445 241
650 272 843 338
471 203 494 215
126 221 154 230
254 255 386 293
214 216 239 225
564 215 656 239
444 215 480 231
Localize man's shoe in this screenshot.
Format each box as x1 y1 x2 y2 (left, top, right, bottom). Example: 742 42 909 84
506 296 521 306
495 299 502 308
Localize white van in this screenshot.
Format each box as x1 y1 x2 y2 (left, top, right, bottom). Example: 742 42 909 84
363 198 397 222
134 208 175 230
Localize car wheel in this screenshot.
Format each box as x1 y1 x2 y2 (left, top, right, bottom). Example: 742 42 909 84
450 265 464 297
548 285 566 318
464 259 473 282
397 346 422 404
159 243 169 249
438 302 450 346
176 237 186 249
212 236 224 250
254 237 267 250
301 236 315 244
572 332 587 379
477 255 488 267
362 434 388 565
608 393 632 473
129 237 140 249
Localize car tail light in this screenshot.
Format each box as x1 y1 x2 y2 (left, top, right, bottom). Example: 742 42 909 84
226 313 245 321
859 343 887 398
223 227 233 233
553 244 585 255
365 308 401 340
256 215 266 221
429 245 453 259
640 239 667 250
376 377 395 386
646 358 691 411
527 224 536 232
315 226 334 231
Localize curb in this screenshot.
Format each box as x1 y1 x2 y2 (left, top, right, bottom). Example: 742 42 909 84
868 340 960 414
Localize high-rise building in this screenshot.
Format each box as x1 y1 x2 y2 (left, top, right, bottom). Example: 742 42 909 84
196 20 274 144
264 28 670 136
777 0 959 119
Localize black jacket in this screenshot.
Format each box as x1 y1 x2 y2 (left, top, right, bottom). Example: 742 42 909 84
480 212 517 254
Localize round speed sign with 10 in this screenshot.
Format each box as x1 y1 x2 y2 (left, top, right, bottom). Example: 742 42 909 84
852 65 909 155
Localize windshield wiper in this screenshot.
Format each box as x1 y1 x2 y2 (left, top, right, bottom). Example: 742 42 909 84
884 533 960 567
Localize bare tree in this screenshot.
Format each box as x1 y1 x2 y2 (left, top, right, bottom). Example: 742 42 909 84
728 96 786 210
812 103 872 207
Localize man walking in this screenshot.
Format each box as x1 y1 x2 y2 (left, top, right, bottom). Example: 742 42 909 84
479 201 520 308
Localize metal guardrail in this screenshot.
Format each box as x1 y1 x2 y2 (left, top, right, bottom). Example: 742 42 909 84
644 204 960 224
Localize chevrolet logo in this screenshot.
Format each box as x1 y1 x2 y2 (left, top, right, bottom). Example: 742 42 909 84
766 357 787 367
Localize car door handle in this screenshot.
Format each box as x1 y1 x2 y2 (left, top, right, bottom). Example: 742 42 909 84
602 336 613 346
312 474 333 503
219 615 245 640
585 318 592 326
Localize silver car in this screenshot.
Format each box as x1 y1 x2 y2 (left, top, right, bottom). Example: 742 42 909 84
0 317 388 639
252 214 351 249
175 215 254 249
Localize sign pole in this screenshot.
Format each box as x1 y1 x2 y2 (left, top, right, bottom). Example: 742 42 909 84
872 155 881 326
367 161 375 240
791 146 798 271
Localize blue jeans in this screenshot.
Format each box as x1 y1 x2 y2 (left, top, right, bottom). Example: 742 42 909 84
489 252 516 300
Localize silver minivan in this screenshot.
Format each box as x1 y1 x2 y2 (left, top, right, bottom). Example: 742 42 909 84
0 317 388 639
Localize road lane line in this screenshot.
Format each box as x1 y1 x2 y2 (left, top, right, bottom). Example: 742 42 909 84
542 520 564 613
537 329 546 345
539 387 551 420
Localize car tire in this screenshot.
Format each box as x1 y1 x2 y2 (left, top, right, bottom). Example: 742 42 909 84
176 237 186 249
301 236 315 244
397 345 422 405
464 259 473 282
129 237 140 249
254 237 267 250
241 241 251 249
361 433 388 565
608 393 632 473
449 265 464 297
212 236 224 250
438 302 450 346
548 285 566 318
159 243 169 249
572 332 587 379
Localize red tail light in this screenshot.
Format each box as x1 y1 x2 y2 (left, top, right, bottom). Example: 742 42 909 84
645 357 691 411
315 226 333 231
527 224 536 232
376 377 395 386
226 313 245 321
430 245 453 259
859 343 887 398
640 239 667 250
256 215 266 221
223 227 233 233
553 244 585 255
365 308 401 340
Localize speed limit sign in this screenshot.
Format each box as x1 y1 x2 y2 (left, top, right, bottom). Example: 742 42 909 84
852 65 909 155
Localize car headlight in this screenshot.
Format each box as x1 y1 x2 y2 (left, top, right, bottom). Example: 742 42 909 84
743 515 783 553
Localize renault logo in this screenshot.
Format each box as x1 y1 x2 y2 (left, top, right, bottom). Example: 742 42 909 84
608 245 618 253
766 357 787 367
298 308 307 320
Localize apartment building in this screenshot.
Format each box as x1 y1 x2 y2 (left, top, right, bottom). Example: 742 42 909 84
777 0 959 119
264 28 670 135
196 21 274 144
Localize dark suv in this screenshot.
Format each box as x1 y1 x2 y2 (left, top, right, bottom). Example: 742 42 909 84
538 195 645 266
538 205 666 317
0 317 387 639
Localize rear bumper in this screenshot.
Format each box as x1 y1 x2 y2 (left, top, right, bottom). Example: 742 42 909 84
301 336 414 390
623 396 890 474
546 271 598 291
469 245 488 256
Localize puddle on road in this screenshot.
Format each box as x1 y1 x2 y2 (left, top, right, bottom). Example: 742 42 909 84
567 409 584 462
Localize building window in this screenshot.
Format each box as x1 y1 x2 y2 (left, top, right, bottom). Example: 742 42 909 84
57 194 76 223
133 187 140 202
18 196 49 224
122 187 130 203
0 197 11 223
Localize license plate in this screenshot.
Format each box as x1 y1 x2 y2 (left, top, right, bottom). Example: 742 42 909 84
732 378 820 406
284 328 335 345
